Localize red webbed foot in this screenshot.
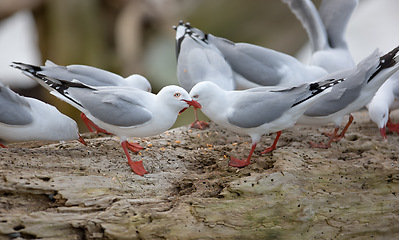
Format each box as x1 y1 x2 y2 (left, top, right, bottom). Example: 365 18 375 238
259 131 281 155
121 141 147 175
322 115 353 142
128 160 148 176
190 120 209 130
229 143 256 168
387 119 399 134
191 106 209 130
126 141 144 153
259 146 276 155
321 132 343 142
311 128 339 149
308 141 329 149
229 157 250 168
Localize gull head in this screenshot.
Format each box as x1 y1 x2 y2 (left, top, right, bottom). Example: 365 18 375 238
189 81 223 109
124 74 152 92
368 103 389 140
158 85 199 114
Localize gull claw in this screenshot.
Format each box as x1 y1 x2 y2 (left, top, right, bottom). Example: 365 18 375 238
260 146 275 155
229 157 250 168
308 141 329 149
190 120 209 130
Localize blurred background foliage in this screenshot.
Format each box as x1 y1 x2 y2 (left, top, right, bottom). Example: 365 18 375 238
0 0 319 131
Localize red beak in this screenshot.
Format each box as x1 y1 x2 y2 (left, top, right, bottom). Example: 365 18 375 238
179 107 188 115
380 127 387 140
183 99 202 109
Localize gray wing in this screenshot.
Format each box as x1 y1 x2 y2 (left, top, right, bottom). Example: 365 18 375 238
282 0 327 52
41 62 124 86
209 35 309 86
303 85 356 117
303 67 369 117
68 87 152 127
227 84 310 128
304 48 383 116
177 37 235 91
319 0 358 49
227 92 294 128
0 85 33 125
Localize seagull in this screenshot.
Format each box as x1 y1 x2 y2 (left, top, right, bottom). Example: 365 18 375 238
174 21 235 129
283 0 360 146
367 73 399 139
11 61 152 134
175 21 328 90
189 78 341 168
297 46 399 148
174 20 327 129
283 0 358 72
307 0 399 140
0 82 86 147
14 73 199 176
38 60 151 91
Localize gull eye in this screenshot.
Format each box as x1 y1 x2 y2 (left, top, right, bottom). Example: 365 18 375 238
174 92 181 98
193 94 198 99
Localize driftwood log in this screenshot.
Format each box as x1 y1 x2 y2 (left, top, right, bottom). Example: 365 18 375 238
0 111 398 239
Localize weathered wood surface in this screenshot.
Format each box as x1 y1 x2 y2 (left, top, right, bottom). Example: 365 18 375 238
0 111 398 239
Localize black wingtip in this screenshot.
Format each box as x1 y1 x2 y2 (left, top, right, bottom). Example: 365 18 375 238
309 78 343 92
379 45 399 68
10 62 42 73
367 45 399 83
291 78 344 107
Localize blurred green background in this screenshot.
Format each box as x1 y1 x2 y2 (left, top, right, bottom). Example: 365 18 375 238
0 0 317 132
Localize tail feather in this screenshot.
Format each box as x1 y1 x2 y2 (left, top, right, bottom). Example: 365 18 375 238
11 61 94 108
40 77 91 108
11 61 93 89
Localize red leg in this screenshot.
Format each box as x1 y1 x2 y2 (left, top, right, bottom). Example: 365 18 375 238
121 141 148 176
81 112 94 132
322 114 353 141
310 127 340 149
260 131 281 155
80 113 111 134
229 143 257 168
334 114 354 140
190 108 209 130
78 134 87 146
387 118 399 134
0 142 7 148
